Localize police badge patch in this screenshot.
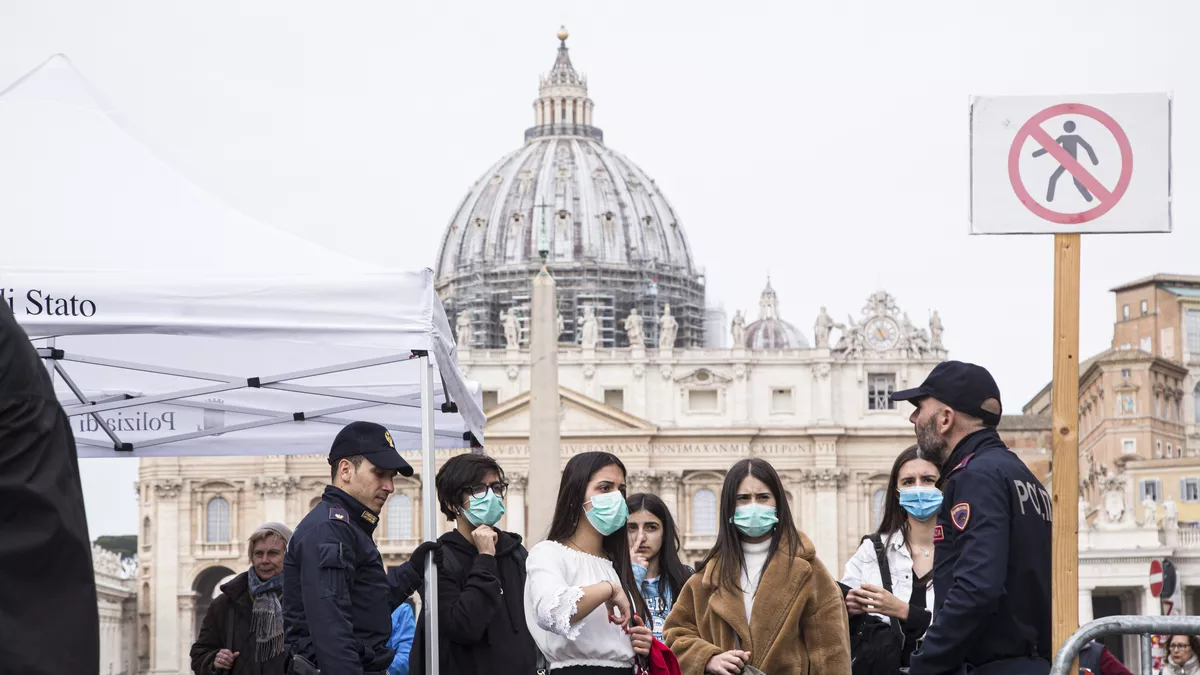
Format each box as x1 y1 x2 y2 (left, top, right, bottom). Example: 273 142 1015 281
933 525 944 542
951 502 971 531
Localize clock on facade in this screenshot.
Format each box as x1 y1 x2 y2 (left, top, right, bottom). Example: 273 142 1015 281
865 316 900 350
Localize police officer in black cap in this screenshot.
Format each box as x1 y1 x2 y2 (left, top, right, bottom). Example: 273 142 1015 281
893 361 1052 675
283 421 436 675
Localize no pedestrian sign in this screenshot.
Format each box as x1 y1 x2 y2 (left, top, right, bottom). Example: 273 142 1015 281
970 93 1171 234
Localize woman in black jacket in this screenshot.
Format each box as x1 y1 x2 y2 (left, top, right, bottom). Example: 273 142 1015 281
401 452 540 675
190 522 292 675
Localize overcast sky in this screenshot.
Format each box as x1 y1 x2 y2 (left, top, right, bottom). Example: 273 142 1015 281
3 1 1196 537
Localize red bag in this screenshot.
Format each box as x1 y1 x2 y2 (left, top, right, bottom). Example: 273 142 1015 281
636 638 682 675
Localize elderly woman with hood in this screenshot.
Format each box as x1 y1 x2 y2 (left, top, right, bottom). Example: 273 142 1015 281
191 522 292 675
663 459 851 674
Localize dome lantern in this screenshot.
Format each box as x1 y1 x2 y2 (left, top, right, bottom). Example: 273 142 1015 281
527 27 602 143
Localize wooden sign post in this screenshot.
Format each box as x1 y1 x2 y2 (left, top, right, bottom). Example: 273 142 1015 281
1050 233 1080 655
971 93 1171 664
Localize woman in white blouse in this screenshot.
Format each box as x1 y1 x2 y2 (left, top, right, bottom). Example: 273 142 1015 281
524 451 654 674
842 444 941 669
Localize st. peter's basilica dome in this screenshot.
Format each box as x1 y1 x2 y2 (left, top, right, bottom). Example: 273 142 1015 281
434 29 705 350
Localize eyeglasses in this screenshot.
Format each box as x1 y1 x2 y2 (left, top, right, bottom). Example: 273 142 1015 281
467 482 508 499
1170 644 1191 651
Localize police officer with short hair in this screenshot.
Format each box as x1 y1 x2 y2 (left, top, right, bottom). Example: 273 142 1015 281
892 361 1052 675
283 421 435 675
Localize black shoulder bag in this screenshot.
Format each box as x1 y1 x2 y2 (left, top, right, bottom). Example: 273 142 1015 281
848 534 906 675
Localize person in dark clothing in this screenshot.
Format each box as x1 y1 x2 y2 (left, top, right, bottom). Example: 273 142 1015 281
892 361 1053 675
392 452 540 675
191 522 293 674
0 301 99 675
283 421 422 675
1077 640 1132 675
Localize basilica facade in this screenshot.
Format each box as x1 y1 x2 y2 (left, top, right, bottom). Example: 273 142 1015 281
131 30 946 674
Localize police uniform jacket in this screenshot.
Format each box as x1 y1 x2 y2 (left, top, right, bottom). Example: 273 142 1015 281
283 485 394 674
908 428 1052 675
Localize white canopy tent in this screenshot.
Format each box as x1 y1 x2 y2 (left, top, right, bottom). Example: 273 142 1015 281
1 55 466 669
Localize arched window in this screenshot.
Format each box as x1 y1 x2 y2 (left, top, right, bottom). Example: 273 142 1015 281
142 517 151 547
205 497 230 543
693 489 718 535
141 582 150 613
387 494 414 540
872 488 887 529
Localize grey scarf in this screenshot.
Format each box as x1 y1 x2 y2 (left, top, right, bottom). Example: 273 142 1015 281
246 568 285 661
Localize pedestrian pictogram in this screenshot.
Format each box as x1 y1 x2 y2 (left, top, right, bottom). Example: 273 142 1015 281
970 93 1170 234
1007 103 1133 225
1033 120 1099 202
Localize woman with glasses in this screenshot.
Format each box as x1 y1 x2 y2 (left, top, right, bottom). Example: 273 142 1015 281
1166 635 1200 675
404 452 540 675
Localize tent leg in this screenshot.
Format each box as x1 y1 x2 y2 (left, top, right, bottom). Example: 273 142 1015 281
420 354 439 675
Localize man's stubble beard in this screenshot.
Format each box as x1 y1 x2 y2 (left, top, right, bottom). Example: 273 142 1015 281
916 414 950 469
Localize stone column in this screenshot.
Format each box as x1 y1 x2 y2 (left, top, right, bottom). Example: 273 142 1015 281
1079 585 1095 624
812 361 834 424
568 98 576 126
629 470 658 497
733 363 750 425
178 593 196 672
527 267 561 545
807 467 846 573
254 476 296 525
151 480 182 674
659 472 681 520
1143 584 1163 615
506 473 527 539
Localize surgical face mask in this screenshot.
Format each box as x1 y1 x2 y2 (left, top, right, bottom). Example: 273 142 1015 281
464 488 507 527
731 504 778 538
898 486 943 522
584 491 629 536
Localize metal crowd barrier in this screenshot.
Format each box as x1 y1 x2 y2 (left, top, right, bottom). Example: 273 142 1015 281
1050 615 1200 675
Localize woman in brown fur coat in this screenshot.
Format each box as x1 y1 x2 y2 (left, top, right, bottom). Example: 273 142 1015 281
663 459 851 674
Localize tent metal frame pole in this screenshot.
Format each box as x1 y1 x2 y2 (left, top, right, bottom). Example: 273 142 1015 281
419 353 440 675
264 383 422 409
52 360 125 449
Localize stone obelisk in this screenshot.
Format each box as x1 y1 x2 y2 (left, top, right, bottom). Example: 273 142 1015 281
525 263 561 545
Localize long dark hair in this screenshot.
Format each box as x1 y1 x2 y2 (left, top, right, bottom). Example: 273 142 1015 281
545 452 649 623
698 458 801 596
628 493 692 600
875 445 924 539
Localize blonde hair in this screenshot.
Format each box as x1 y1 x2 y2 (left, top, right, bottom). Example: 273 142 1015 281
247 522 293 562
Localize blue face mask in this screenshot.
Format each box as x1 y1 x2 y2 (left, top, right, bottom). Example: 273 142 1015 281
464 489 506 527
731 504 778 537
898 486 943 521
585 491 629 536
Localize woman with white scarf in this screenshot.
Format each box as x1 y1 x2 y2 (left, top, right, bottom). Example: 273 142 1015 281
191 522 292 675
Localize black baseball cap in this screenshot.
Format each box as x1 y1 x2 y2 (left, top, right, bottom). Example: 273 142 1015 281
328 421 414 477
890 360 1003 427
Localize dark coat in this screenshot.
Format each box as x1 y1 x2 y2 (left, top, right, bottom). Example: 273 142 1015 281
283 486 395 673
0 302 99 674
190 572 288 675
408 529 540 675
910 428 1054 675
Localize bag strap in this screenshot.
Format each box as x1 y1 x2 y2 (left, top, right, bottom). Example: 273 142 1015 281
868 534 894 594
869 534 904 637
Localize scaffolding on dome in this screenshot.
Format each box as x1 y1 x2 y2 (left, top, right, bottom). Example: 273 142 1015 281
437 260 706 350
